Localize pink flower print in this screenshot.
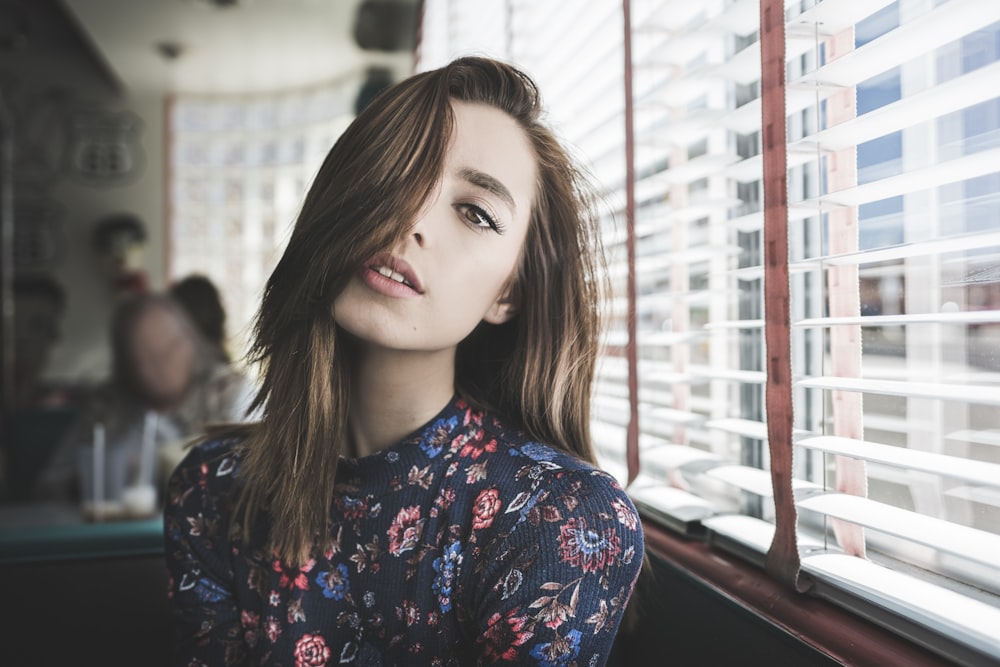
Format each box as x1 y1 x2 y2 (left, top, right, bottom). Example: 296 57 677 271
336 495 369 520
294 633 331 667
433 487 456 513
557 517 622 574
611 497 638 530
471 488 502 530
387 506 425 555
458 433 497 460
481 608 533 662
265 616 282 643
397 599 421 626
241 610 261 648
465 461 488 484
273 557 316 591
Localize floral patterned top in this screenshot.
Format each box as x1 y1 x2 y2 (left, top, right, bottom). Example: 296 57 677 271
164 396 644 666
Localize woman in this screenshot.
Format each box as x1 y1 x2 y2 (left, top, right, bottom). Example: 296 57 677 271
164 56 644 666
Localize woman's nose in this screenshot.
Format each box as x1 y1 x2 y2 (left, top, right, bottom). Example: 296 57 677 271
408 187 444 248
409 211 430 248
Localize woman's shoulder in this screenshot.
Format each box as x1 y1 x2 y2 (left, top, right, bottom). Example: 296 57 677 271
465 408 644 590
477 408 610 471
168 433 245 490
474 407 636 507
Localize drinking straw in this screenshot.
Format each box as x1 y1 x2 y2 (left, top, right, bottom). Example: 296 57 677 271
138 411 158 486
93 421 105 520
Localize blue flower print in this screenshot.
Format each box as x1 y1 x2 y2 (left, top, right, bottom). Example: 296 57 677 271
505 488 546 527
431 541 462 613
180 573 229 603
520 442 556 462
315 563 350 600
529 629 582 666
422 415 459 458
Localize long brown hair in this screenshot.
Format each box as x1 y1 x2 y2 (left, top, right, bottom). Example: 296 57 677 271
226 56 609 567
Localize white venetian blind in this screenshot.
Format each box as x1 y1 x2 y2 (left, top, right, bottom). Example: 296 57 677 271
783 5 1000 657
621 0 1000 662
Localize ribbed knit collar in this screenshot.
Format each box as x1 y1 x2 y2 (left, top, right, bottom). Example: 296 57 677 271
338 394 470 485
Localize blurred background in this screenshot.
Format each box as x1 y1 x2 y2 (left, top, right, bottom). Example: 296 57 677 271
0 0 417 495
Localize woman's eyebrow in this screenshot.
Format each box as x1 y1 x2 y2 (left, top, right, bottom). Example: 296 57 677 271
458 167 516 214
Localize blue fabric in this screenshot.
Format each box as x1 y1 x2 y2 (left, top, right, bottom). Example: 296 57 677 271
164 396 644 666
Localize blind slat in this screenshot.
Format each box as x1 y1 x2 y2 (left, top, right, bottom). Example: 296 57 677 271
797 0 896 34
629 481 716 531
803 554 1000 660
947 429 1000 448
797 377 1000 406
800 230 1000 267
796 148 1000 209
798 0 1000 89
798 435 1000 487
802 60 1000 151
797 494 1000 570
706 465 824 497
796 310 1000 327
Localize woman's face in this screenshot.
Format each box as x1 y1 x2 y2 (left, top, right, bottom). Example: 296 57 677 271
332 100 537 355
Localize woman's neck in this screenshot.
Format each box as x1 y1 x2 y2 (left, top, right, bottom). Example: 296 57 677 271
348 347 456 457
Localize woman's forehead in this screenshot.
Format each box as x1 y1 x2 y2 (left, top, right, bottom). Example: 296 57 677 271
446 101 537 210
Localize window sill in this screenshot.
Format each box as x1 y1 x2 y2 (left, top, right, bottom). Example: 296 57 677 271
640 517 966 667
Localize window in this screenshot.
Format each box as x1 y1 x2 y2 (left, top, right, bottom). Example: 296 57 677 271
168 85 359 364
419 0 1000 664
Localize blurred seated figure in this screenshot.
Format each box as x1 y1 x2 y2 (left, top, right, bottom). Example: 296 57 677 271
11 274 68 410
169 274 231 364
92 213 149 296
4 274 76 502
32 292 258 518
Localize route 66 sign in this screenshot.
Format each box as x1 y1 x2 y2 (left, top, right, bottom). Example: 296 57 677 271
66 108 145 185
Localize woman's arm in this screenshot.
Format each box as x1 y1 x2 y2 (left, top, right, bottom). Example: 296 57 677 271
163 441 248 665
468 467 644 666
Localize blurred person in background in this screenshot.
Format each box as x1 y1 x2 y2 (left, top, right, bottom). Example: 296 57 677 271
3 274 74 502
32 291 257 511
169 273 233 365
10 273 68 411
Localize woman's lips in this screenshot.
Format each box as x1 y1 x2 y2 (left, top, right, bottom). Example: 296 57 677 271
359 253 424 297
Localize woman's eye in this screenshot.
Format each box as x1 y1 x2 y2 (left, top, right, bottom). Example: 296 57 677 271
458 204 504 234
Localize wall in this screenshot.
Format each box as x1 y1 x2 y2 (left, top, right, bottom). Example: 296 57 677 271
4 0 166 385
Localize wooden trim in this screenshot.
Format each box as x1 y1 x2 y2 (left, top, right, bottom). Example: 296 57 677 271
621 0 640 486
759 0 808 591
413 0 425 71
0 91 12 452
163 94 174 283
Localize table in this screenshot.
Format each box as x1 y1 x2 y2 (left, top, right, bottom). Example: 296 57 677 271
0 502 164 565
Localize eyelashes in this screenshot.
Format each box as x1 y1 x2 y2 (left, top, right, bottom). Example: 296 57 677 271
457 203 506 234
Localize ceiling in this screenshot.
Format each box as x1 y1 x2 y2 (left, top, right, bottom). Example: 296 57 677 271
59 0 416 96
